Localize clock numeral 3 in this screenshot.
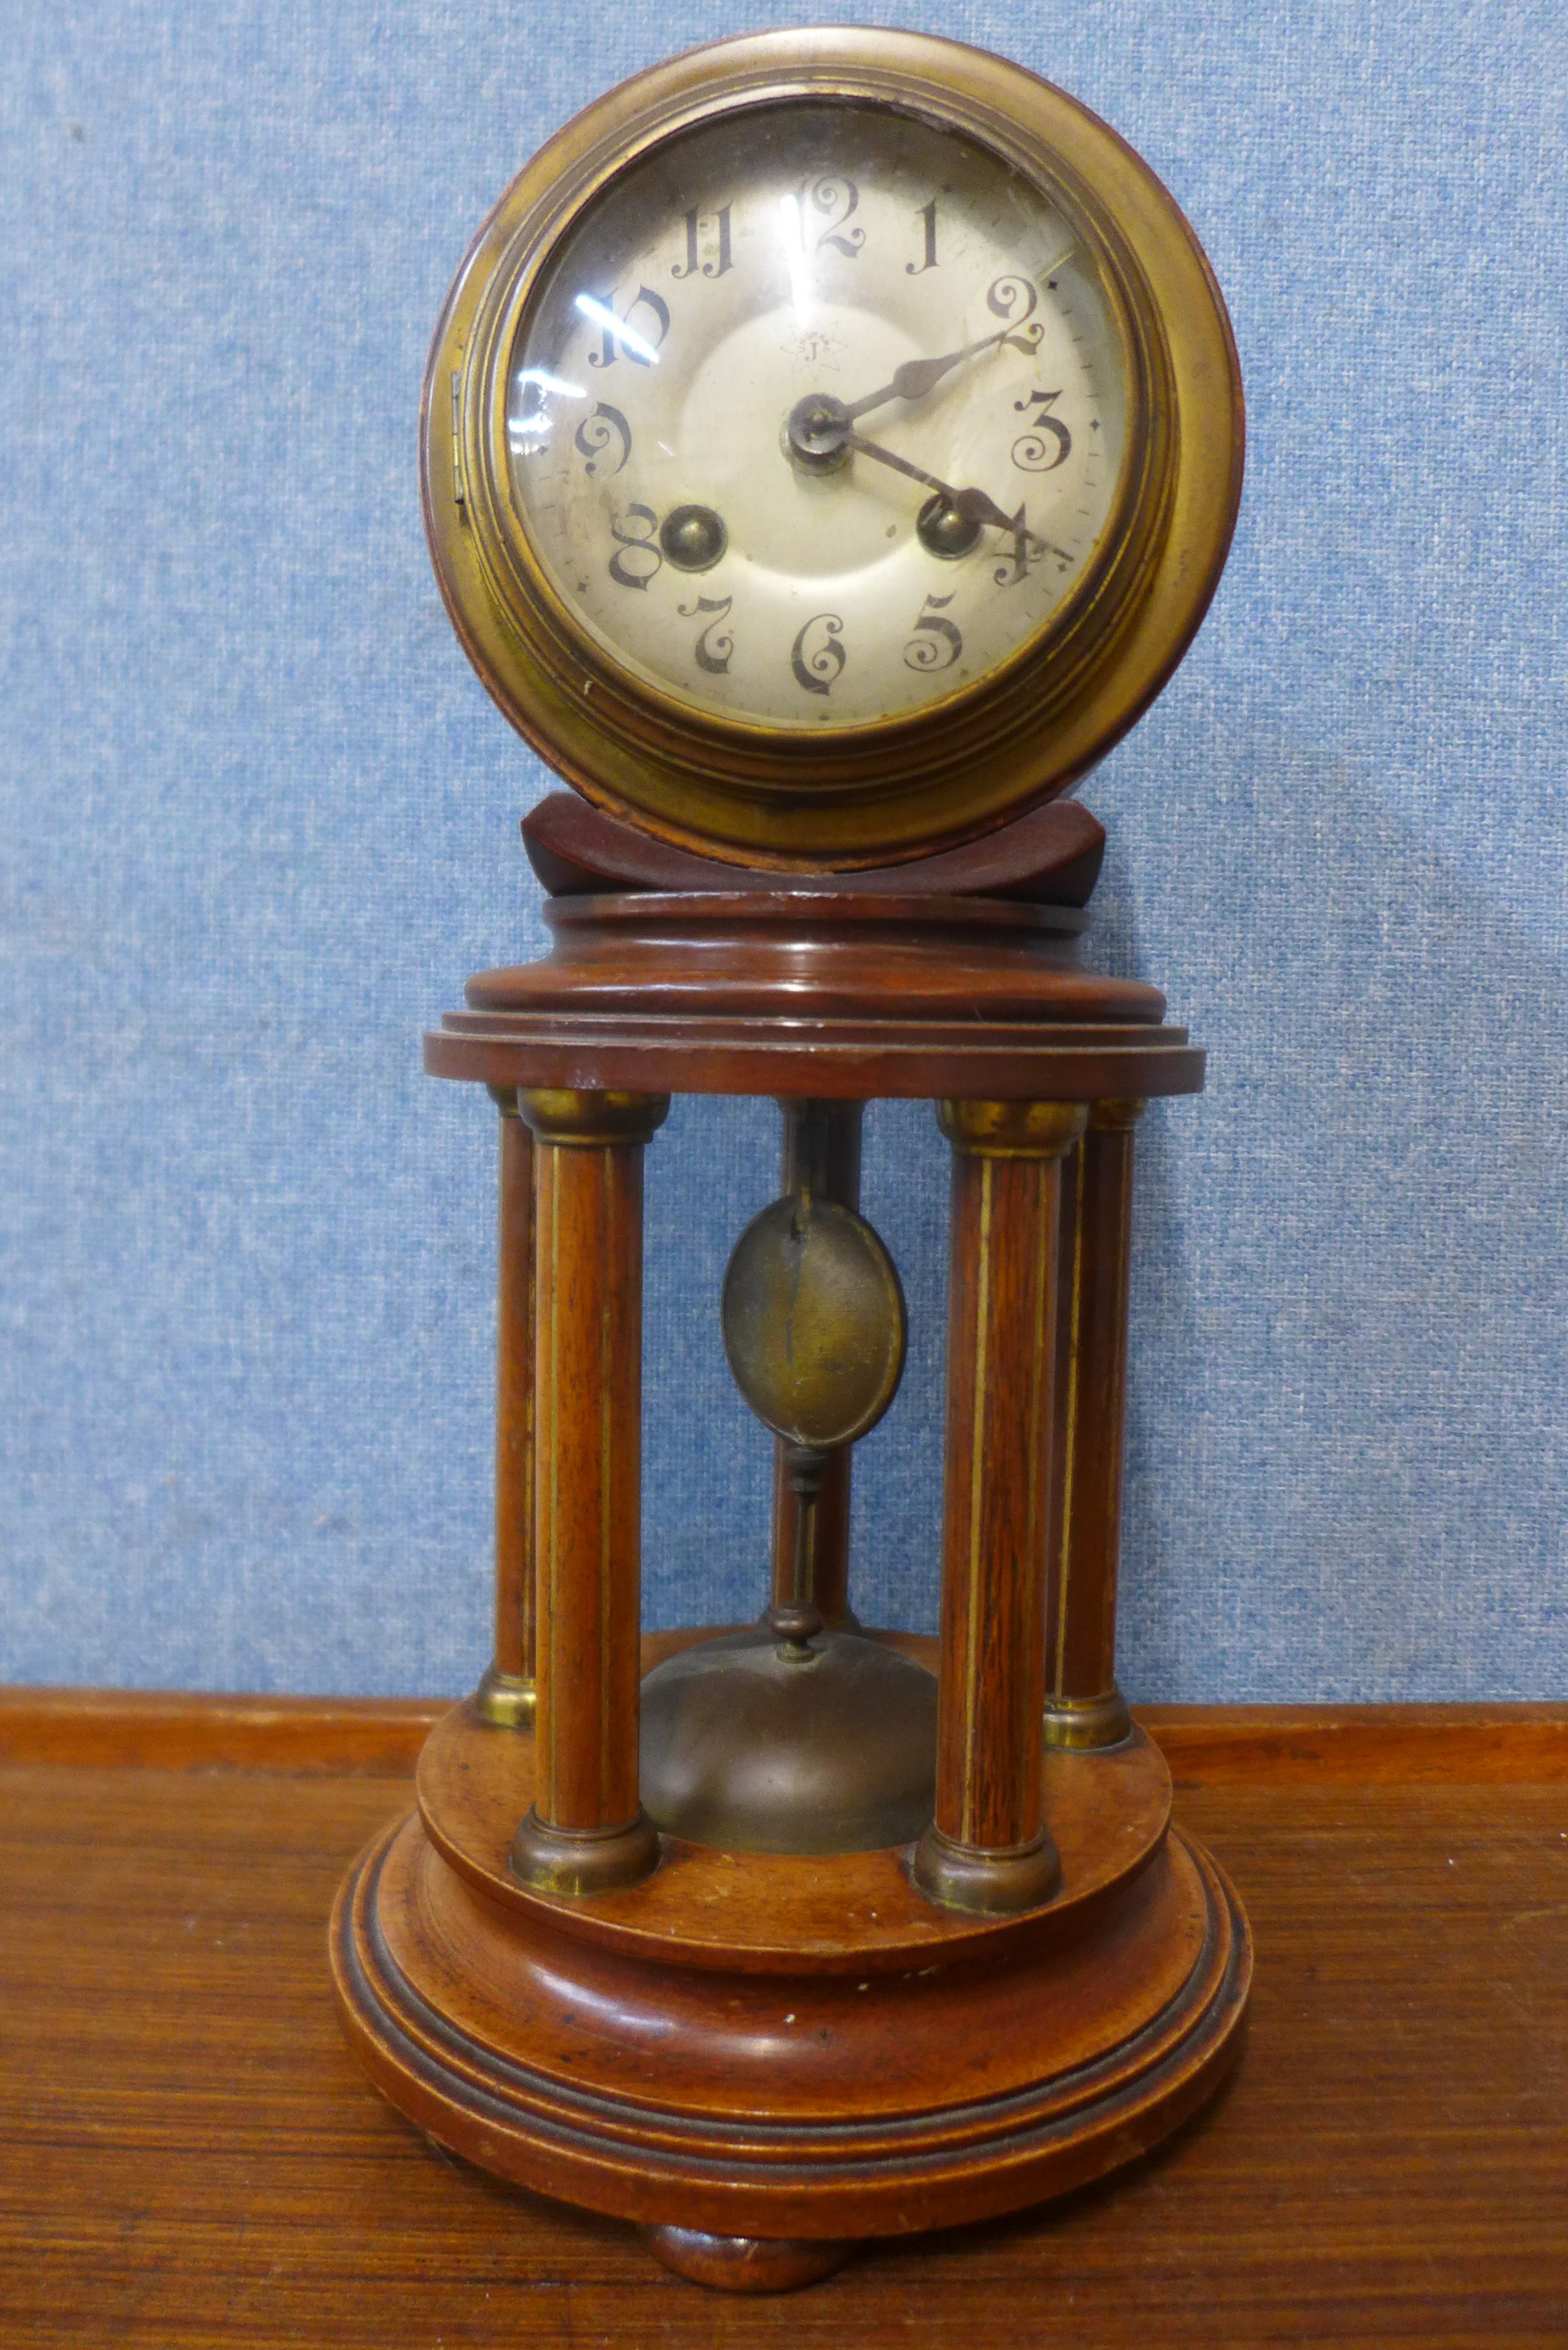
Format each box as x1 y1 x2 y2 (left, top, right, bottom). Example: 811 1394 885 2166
790 612 847 696
607 505 662 591
904 593 963 672
679 594 735 674
672 204 733 280
573 402 632 478
799 174 864 258
1012 390 1071 474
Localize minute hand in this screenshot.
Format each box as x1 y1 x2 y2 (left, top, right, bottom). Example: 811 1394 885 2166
840 328 1024 425
841 431 1033 539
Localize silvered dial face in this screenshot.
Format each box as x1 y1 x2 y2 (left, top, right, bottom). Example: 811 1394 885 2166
506 100 1130 732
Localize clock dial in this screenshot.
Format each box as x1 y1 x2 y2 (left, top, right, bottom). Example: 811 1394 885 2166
505 102 1130 732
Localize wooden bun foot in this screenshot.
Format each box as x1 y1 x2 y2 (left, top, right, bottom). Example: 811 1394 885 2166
642 2225 855 2293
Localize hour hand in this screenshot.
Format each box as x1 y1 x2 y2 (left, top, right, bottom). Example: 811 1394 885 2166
841 329 1016 424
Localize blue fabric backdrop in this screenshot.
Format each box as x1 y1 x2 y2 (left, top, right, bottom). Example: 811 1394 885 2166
3 0 1565 1699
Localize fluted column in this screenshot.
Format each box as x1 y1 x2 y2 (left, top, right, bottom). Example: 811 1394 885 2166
474 1087 537 1728
510 1087 668 1897
914 1098 1086 1916
1043 1101 1144 1748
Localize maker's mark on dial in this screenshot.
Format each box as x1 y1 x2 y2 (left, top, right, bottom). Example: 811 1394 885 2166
780 326 845 370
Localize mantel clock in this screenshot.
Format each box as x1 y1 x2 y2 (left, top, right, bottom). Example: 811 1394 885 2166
334 26 1249 2296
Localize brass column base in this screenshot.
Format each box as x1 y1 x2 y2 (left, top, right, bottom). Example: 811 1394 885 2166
472 1666 536 1730
1042 1687 1134 1750
510 1805 660 1897
911 1822 1061 1916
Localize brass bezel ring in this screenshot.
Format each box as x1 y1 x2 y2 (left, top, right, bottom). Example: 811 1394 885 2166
421 28 1242 868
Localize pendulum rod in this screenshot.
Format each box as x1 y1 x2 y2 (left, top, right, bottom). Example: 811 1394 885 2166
510 1087 668 1897
769 1098 864 1628
914 1098 1086 1916
473 1087 537 1727
769 1442 830 1657
1044 1101 1145 1747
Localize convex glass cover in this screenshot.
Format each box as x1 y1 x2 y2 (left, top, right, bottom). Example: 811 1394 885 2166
505 101 1130 731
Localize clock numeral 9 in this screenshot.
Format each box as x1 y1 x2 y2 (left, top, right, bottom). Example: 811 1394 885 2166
607 505 662 591
790 612 847 697
1012 390 1071 474
904 594 963 672
573 402 632 479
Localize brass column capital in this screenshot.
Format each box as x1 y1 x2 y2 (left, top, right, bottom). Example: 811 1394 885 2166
518 1088 671 1147
937 1099 1088 1159
1087 1098 1147 1133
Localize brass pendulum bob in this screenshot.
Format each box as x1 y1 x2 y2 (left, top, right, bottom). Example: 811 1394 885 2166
638 1184 939 1855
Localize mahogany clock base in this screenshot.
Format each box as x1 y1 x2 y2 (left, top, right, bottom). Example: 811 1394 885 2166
330 1670 1250 2294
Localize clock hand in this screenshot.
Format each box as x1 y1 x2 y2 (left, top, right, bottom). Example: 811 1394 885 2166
839 327 1023 424
840 430 1034 541
782 397 1060 563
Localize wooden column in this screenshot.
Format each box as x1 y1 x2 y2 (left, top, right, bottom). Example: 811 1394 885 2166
769 1098 865 1630
914 1098 1086 1916
510 1087 668 1897
473 1087 537 1729
1044 1101 1145 1748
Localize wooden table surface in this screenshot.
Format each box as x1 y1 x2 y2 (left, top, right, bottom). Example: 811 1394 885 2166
1 1695 1565 2347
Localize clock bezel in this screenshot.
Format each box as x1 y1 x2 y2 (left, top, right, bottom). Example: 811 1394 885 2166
423 28 1242 870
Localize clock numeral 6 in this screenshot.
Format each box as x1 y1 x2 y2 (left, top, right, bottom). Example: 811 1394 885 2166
573 402 632 479
679 594 735 674
790 612 847 696
904 593 963 672
607 505 662 590
1012 390 1071 474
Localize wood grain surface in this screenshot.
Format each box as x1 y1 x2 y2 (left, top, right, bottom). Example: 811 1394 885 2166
1 1735 1564 2345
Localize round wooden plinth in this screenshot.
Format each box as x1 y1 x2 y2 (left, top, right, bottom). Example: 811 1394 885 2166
330 1709 1250 2279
